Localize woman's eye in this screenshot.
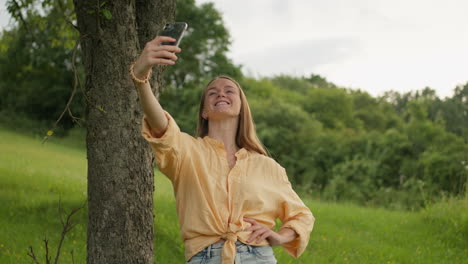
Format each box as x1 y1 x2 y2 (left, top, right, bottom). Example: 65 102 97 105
208 92 216 96
227 90 233 93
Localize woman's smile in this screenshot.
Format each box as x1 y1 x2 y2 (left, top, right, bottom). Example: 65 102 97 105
215 100 230 106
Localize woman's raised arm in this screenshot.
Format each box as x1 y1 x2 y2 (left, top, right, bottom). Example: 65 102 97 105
131 36 181 136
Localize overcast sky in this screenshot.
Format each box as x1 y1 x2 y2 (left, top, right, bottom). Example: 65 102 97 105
196 0 468 98
1 0 467 98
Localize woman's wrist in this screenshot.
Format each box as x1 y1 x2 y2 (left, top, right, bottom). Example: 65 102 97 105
130 61 152 84
278 227 298 245
133 62 151 79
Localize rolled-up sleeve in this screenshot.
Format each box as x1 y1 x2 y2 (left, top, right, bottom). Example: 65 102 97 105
141 111 184 181
277 167 315 258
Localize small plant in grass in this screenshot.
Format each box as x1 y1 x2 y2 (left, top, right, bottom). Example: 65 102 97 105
27 198 85 264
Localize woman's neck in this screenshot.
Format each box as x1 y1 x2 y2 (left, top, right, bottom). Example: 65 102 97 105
207 117 240 154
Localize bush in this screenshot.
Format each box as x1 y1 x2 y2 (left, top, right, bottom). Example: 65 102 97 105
0 110 84 149
422 197 468 249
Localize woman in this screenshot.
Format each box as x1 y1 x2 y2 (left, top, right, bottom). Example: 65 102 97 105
130 35 315 264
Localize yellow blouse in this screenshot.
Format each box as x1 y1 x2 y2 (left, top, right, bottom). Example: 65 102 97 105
142 112 315 264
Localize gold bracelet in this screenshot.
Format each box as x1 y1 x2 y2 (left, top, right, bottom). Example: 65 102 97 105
129 62 152 84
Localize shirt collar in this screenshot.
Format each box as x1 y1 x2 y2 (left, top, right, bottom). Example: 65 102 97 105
203 136 249 160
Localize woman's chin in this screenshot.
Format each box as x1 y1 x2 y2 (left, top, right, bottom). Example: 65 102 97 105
207 111 239 120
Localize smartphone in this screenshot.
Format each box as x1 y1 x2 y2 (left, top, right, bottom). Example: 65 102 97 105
159 22 188 46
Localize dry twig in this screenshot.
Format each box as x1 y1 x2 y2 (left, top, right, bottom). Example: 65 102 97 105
27 246 40 264
27 199 86 264
54 199 86 264
44 239 51 264
10 0 31 33
42 38 83 144
71 249 75 264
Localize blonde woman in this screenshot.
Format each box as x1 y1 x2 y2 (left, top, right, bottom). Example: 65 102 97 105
131 35 315 264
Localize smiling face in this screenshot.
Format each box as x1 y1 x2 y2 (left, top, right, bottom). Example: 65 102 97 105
202 78 242 121
196 76 268 156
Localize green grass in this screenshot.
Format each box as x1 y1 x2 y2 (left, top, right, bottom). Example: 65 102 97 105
0 128 466 264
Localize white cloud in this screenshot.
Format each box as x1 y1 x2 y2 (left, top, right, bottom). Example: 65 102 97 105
199 0 468 98
237 37 362 77
1 0 466 97
0 0 11 30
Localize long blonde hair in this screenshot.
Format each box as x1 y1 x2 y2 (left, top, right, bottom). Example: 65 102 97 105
196 75 269 156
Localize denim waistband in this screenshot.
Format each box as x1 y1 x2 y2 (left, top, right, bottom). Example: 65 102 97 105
204 240 253 258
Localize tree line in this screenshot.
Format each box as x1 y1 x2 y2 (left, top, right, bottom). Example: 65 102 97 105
1 0 466 210
162 75 467 209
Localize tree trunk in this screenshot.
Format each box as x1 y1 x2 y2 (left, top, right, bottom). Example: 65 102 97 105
73 1 175 263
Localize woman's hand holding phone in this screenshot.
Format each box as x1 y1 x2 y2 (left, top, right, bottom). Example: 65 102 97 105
132 36 182 80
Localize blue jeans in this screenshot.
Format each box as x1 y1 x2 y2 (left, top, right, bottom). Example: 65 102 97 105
187 240 277 264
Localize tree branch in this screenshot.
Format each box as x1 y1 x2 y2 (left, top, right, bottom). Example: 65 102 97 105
27 246 40 264
10 0 31 32
44 238 51 264
71 249 75 264
58 196 65 227
42 36 84 144
27 199 85 264
56 0 80 31
53 200 86 264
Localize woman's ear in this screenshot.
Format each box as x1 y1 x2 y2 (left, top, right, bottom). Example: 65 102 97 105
202 111 208 120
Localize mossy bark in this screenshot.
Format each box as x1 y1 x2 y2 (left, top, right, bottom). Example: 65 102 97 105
73 1 176 263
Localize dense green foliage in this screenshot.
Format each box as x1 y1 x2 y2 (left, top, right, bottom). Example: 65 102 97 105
1 1 466 209
164 0 242 90
257 78 467 209
1 0 81 130
0 0 240 131
1 128 466 263
165 76 467 210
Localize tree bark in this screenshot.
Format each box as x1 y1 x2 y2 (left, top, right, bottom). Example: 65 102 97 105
73 1 175 263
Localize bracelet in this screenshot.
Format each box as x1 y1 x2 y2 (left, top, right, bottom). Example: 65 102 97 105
129 62 152 84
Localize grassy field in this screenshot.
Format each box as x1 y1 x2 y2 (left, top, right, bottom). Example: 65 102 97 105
0 127 466 264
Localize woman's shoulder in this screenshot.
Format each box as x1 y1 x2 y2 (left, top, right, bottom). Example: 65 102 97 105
248 153 291 183
248 152 285 172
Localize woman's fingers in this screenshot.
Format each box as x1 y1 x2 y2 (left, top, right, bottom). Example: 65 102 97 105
243 217 276 244
141 37 181 62
243 224 262 232
150 45 181 53
243 217 260 232
151 35 176 45
150 58 175 65
243 217 257 224
247 227 267 243
257 231 272 244
141 49 178 67
244 218 261 242
132 37 182 74
149 50 177 61
148 46 181 65
250 228 273 244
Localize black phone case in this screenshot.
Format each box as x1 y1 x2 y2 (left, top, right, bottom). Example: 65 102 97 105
160 22 188 46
